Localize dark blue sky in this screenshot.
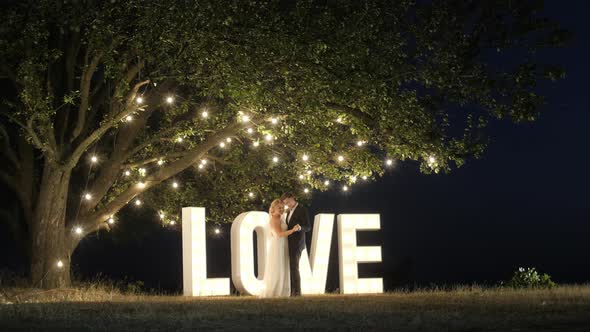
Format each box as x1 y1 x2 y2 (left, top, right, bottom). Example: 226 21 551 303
1 1 588 291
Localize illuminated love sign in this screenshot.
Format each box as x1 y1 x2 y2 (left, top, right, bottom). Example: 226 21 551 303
181 207 383 297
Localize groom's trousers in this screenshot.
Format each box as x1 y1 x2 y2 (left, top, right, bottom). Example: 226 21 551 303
288 242 303 296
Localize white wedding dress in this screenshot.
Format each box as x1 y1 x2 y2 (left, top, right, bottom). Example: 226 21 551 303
260 214 291 298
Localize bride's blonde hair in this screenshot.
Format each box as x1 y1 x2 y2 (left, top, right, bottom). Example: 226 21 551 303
269 199 284 216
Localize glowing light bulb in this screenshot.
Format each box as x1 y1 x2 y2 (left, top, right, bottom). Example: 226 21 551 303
303 188 309 194
242 115 251 122
298 174 304 180
226 137 232 143
56 260 64 268
157 159 164 166
172 181 179 188
271 118 278 124
201 111 209 118
219 142 226 148
337 155 344 162
159 213 165 219
124 170 131 176
165 96 174 104
342 185 349 192
386 159 393 166
351 176 357 182
198 164 204 170
136 96 143 104
428 156 436 164
362 175 368 180
201 159 207 165
135 199 142 206
90 155 98 163
74 227 82 235
306 170 312 175
324 180 330 186
336 117 342 123
357 141 364 147
272 156 279 163
302 154 309 161
84 193 92 201
214 228 220 234
169 220 176 226
252 141 260 147
108 217 115 224
137 182 146 189
125 115 133 122
265 134 273 141
248 192 254 198
246 128 253 134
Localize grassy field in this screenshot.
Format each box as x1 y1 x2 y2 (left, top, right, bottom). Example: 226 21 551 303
1 285 590 331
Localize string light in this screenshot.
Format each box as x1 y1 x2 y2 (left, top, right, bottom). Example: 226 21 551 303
336 117 343 123
137 182 146 189
337 155 344 162
136 96 144 104
265 134 273 142
386 159 393 166
357 141 364 147
226 137 232 143
252 141 260 148
177 137 184 143
306 170 312 175
74 226 83 235
246 128 254 134
214 228 221 234
90 155 98 163
124 170 131 176
169 220 176 226
198 164 204 170
108 217 115 225
428 156 436 164
342 185 349 192
172 181 179 189
241 115 251 122
219 142 226 148
298 174 304 180
201 159 207 165
248 192 254 198
272 156 279 163
303 188 309 194
159 212 165 219
351 176 357 183
165 96 174 104
362 175 368 180
56 260 64 268
157 159 164 166
84 193 92 201
201 110 209 118
324 180 330 186
135 199 142 206
125 115 133 122
302 154 309 161
270 118 278 124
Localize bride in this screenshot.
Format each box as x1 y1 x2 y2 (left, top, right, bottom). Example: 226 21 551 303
260 199 301 298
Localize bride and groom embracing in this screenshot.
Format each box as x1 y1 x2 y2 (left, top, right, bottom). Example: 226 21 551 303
260 192 311 298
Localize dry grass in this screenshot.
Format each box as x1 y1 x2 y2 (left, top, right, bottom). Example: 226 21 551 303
1 285 590 331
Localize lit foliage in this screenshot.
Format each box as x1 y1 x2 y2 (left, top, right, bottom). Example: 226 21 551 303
0 0 569 285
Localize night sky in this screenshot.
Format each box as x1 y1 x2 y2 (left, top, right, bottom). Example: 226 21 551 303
1 1 588 292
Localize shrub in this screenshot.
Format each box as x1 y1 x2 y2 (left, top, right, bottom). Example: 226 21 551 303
504 267 556 289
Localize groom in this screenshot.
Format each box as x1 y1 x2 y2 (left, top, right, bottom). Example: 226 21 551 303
281 192 311 296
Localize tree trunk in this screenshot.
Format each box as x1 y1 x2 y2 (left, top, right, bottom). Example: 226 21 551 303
30 163 73 289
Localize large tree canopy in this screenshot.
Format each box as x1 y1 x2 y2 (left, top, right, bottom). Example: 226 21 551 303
0 0 568 288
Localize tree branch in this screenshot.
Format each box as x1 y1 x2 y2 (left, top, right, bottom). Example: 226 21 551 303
70 52 103 142
65 79 150 170
80 119 255 227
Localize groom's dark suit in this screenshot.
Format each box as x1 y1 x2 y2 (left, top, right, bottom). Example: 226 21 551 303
286 203 311 296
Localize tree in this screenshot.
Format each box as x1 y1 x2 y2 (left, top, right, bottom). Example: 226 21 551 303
0 0 568 288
